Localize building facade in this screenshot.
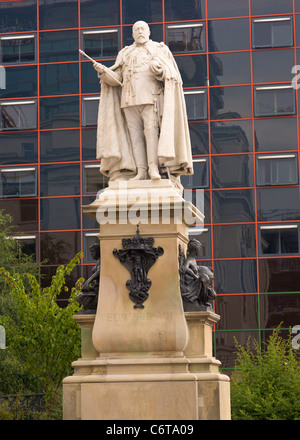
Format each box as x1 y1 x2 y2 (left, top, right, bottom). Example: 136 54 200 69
0 0 300 372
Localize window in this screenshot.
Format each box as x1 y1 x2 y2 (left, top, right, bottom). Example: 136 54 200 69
82 96 100 126
83 232 99 262
0 100 37 130
181 158 209 189
252 17 293 48
81 29 119 59
188 226 210 258
0 34 36 64
254 85 295 117
9 235 36 258
0 167 37 197
166 23 205 53
184 90 207 120
256 154 298 186
260 225 299 255
83 163 109 194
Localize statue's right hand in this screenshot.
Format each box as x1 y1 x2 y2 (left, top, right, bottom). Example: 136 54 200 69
93 61 105 74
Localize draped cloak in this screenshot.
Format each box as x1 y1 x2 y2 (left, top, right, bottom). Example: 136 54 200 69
96 40 193 180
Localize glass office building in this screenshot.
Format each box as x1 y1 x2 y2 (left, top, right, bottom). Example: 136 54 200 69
0 0 299 373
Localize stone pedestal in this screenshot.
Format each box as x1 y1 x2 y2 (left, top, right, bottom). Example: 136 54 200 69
63 180 230 420
184 311 231 420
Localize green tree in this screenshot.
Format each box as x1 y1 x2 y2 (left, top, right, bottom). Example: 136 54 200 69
231 327 300 420
0 253 83 398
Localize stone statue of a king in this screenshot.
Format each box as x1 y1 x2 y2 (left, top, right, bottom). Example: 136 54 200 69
93 21 193 183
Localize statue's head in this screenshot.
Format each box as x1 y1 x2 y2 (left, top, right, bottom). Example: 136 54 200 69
132 21 150 44
89 243 100 260
187 238 202 256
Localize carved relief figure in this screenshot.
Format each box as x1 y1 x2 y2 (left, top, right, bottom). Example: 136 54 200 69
92 21 193 183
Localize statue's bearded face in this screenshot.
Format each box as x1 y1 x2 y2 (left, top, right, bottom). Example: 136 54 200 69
132 21 150 44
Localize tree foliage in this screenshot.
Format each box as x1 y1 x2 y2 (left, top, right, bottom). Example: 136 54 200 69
231 327 300 420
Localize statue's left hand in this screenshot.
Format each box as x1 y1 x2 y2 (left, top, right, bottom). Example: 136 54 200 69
150 59 163 76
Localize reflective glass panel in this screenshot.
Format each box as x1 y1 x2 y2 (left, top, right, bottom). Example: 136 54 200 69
39 0 78 30
207 0 249 18
208 19 250 52
164 0 205 21
0 100 36 130
210 86 252 120
40 197 81 231
166 23 205 53
15 235 36 259
0 166 37 197
215 295 259 330
0 132 38 165
81 60 112 94
0 66 37 99
211 154 254 188
83 164 108 194
252 18 293 48
40 231 81 265
211 120 253 154
184 90 207 120
189 122 209 155
39 30 79 62
80 0 120 27
214 259 257 294
175 55 207 87
251 0 293 15
181 159 209 189
260 225 299 255
257 187 300 221
0 0 37 33
259 258 300 293
40 96 79 129
40 129 80 163
82 128 97 161
82 29 119 59
252 49 294 83
256 154 298 186
0 199 38 231
254 117 297 152
82 96 100 126
209 52 251 86
0 35 35 64
255 86 295 117
260 293 300 329
215 331 259 368
40 164 80 197
39 63 79 96
213 224 256 259
212 189 255 223
122 0 162 24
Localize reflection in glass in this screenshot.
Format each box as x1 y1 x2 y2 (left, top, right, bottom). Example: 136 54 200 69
83 164 109 194
0 199 38 231
252 18 293 48
80 0 120 27
175 55 207 87
210 86 252 120
82 29 119 59
0 0 37 33
259 258 300 293
0 35 35 64
40 164 80 197
0 101 36 130
40 129 80 163
212 189 255 223
211 120 253 154
39 63 79 96
0 66 37 99
208 18 250 52
122 0 162 24
40 96 79 129
207 0 249 18
181 159 209 189
167 23 205 53
252 50 294 83
164 0 205 21
211 154 254 188
82 128 97 161
209 52 251 86
189 122 209 155
251 0 293 15
257 187 300 221
0 132 38 165
213 224 256 258
260 225 299 255
254 117 297 152
39 0 78 30
215 295 258 330
184 90 207 120
40 231 81 265
39 30 79 62
40 197 80 231
214 259 257 294
260 293 300 329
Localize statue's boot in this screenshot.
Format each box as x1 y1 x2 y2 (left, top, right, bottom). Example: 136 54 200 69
129 139 148 180
144 127 161 180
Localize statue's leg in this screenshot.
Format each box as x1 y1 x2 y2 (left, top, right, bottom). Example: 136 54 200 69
123 106 148 180
142 105 160 180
